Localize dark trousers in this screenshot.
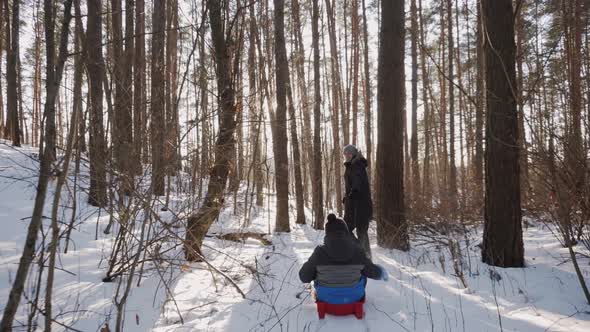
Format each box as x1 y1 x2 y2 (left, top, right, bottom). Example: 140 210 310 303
350 222 371 260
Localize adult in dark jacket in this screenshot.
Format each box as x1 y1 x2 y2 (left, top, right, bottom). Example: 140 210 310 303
342 144 373 259
299 214 387 304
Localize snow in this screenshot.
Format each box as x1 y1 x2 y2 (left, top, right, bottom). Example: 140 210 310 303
1 142 590 331
153 214 590 332
0 142 167 331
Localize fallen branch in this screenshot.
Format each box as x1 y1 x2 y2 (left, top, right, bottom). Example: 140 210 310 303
211 232 272 246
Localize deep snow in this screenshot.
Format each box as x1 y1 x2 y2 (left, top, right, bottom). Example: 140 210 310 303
1 142 590 332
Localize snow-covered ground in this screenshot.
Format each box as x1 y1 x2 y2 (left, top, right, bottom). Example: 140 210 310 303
0 142 169 331
1 142 590 331
153 210 590 332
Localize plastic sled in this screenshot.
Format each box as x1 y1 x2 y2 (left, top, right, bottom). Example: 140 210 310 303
316 297 365 319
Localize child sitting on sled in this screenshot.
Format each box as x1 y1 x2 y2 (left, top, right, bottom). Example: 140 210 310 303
299 214 388 305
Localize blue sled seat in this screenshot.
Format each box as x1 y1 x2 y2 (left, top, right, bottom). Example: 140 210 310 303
315 277 367 305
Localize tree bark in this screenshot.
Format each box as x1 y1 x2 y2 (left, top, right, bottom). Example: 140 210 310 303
247 5 264 207
185 0 239 261
361 0 372 176
419 0 432 209
134 0 146 166
410 0 420 211
0 3 4 139
112 0 134 193
312 0 325 229
515 4 528 205
123 0 135 174
324 0 343 216
287 79 306 224
292 0 314 206
351 0 359 146
273 0 291 232
87 0 108 207
73 0 85 152
481 0 524 267
376 0 408 251
151 0 166 196
165 0 180 174
447 0 457 213
6 0 20 146
474 1 484 203
563 0 585 201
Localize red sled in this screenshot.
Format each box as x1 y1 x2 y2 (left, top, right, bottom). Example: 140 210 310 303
316 297 365 319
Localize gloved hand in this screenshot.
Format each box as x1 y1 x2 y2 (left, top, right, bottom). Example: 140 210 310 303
375 264 389 282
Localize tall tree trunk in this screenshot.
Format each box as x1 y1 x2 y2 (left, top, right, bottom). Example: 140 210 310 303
248 5 264 207
419 0 432 209
0 1 73 329
447 0 457 213
17 57 25 145
112 0 133 193
151 0 166 196
111 0 122 155
410 0 420 210
351 0 359 146
474 1 484 204
198 6 210 190
87 0 108 207
376 0 408 251
123 0 134 175
312 0 325 229
361 0 372 175
324 0 343 215
334 2 350 146
185 0 239 260
7 0 20 146
515 4 528 205
73 0 85 153
563 0 585 203
342 0 351 145
31 4 42 147
0 2 4 139
481 0 524 268
438 4 448 213
166 0 180 174
292 0 314 205
273 0 291 232
134 0 146 167
287 79 306 224
455 0 466 214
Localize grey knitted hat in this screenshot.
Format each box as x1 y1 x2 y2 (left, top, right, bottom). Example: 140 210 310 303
343 144 358 156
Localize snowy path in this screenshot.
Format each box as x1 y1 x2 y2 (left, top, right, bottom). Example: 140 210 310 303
153 204 590 332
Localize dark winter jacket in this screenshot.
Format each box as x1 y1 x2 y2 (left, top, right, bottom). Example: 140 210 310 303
299 215 381 287
344 153 373 232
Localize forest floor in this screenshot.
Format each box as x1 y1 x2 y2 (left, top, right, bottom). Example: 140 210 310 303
1 142 590 332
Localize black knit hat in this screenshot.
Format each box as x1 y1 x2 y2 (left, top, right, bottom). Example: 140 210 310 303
325 214 348 234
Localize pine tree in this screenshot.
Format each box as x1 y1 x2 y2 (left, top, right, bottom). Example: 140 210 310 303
6 0 20 146
410 0 421 210
134 0 146 166
312 0 325 229
185 0 239 261
273 0 291 232
87 0 108 207
376 0 409 251
481 0 524 268
151 0 167 196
